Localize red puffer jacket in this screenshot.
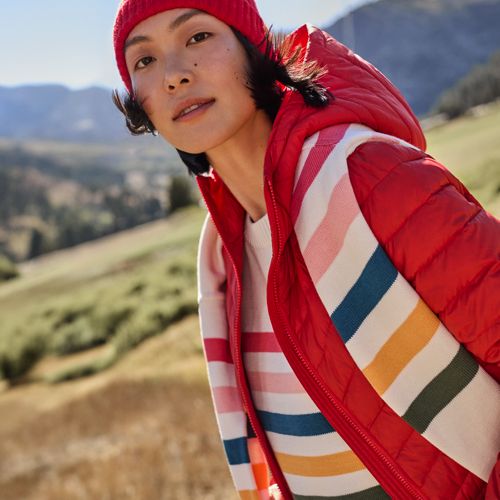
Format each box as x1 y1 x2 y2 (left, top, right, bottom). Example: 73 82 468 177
197 25 499 499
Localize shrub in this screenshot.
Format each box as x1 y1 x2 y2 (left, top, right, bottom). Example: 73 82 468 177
0 254 19 282
0 330 46 384
51 302 94 329
90 302 136 340
111 290 197 356
49 317 105 356
45 349 118 384
434 50 500 118
112 307 161 355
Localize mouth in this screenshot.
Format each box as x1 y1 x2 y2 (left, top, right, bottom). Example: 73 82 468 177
173 98 216 121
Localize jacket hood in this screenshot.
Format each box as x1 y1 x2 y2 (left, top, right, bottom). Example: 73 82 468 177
264 24 426 174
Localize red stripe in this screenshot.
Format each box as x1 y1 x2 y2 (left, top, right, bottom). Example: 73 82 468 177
213 386 242 413
290 124 349 225
242 331 281 353
204 338 233 363
247 371 305 393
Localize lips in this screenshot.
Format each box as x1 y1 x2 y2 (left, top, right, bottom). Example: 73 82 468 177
173 98 215 121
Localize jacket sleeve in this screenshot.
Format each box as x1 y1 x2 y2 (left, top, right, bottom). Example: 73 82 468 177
347 141 500 382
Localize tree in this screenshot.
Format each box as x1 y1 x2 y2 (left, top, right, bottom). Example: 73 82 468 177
168 175 196 213
433 50 500 118
28 228 44 259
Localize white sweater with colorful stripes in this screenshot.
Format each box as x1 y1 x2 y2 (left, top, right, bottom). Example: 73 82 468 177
242 211 387 498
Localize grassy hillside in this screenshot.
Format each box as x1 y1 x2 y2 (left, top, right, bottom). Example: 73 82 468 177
0 205 206 385
425 101 500 215
0 104 498 499
0 137 181 261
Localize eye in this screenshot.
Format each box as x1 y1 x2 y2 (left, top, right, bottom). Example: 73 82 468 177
188 32 211 45
135 56 154 70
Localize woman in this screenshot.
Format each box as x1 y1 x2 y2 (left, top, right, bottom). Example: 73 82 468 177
112 1 500 498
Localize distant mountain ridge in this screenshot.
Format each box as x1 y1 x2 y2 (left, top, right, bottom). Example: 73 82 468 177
0 85 131 144
326 0 500 115
1 0 499 144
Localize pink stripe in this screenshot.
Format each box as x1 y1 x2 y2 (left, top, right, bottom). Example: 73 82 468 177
242 331 281 353
213 386 242 413
303 173 360 283
290 124 350 225
247 371 305 394
204 338 232 363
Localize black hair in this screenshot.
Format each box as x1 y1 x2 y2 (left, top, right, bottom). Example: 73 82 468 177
113 27 333 176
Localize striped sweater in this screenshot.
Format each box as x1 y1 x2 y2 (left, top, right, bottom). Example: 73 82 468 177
241 211 386 498
197 124 500 498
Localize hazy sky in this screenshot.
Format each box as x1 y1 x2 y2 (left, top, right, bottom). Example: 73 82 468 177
0 0 375 90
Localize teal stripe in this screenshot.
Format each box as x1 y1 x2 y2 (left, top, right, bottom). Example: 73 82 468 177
257 409 335 436
294 485 389 499
403 344 479 433
223 437 249 465
332 245 398 343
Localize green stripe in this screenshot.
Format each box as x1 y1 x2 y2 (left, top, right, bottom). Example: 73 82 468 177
294 485 389 499
403 344 479 433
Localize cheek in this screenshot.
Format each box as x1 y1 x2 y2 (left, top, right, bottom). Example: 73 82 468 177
133 86 156 118
213 43 250 83
131 72 157 108
141 97 154 117
230 69 254 107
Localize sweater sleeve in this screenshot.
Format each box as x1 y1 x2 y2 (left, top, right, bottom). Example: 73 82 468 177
347 141 500 382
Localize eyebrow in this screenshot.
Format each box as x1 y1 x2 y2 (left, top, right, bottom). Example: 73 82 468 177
168 9 205 33
124 9 205 52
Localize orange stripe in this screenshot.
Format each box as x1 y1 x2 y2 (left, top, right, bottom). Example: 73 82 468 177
248 437 266 466
239 490 260 500
248 437 270 491
363 299 440 394
252 462 270 491
275 450 366 477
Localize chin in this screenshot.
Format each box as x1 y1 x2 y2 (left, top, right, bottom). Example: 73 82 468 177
157 135 199 154
171 138 221 156
180 145 208 155
171 145 207 156
161 128 230 156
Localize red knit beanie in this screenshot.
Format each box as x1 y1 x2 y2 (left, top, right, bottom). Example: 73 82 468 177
113 0 269 93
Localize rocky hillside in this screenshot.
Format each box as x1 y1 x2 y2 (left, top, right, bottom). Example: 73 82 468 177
326 0 500 115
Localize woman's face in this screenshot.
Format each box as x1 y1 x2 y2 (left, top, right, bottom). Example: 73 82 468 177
124 8 261 155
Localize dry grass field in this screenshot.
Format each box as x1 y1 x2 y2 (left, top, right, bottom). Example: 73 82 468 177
0 315 237 500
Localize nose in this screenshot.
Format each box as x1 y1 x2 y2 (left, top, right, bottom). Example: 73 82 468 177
163 57 192 92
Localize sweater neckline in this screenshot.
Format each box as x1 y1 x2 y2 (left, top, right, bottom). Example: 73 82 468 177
244 212 271 249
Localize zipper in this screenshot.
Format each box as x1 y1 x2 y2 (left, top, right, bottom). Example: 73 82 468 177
229 253 288 500
265 177 425 500
200 190 290 499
